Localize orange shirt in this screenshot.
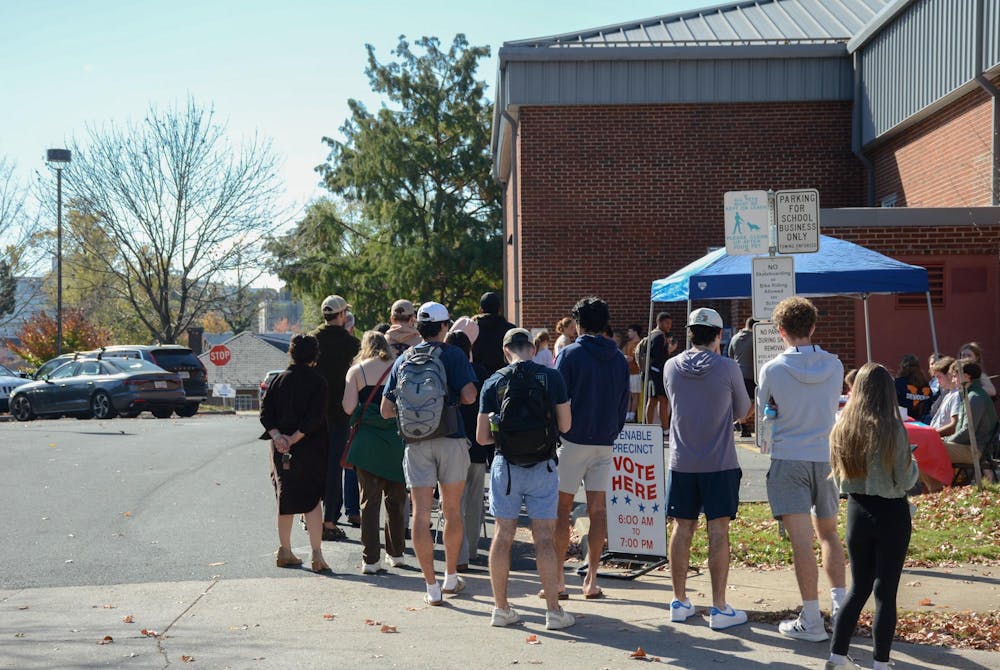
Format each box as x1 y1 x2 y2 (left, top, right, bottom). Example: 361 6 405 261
623 340 640 374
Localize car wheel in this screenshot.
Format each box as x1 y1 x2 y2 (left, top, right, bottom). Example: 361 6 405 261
10 395 35 421
91 391 117 420
176 403 198 418
151 409 173 419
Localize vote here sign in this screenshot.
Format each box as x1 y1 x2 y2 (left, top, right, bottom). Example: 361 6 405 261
606 424 666 557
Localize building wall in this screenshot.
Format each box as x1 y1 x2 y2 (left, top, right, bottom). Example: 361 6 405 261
198 332 288 392
514 102 865 332
871 84 994 207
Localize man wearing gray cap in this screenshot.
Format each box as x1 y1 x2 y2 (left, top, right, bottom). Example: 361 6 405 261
663 307 750 631
381 301 478 606
311 295 360 541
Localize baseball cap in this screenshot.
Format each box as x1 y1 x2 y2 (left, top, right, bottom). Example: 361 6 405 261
502 328 532 347
416 301 450 323
687 307 724 329
321 295 350 314
390 299 415 318
479 291 501 314
449 316 480 345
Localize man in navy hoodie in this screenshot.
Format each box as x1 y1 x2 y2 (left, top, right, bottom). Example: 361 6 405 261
553 297 629 599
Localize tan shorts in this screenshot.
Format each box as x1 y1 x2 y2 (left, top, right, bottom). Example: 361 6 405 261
556 440 612 494
403 436 470 488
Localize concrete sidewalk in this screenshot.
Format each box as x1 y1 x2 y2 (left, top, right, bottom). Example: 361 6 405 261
2 562 997 669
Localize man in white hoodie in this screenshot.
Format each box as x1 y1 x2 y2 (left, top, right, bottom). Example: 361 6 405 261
757 297 846 642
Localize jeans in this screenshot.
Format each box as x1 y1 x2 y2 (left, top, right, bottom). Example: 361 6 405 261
458 461 488 564
831 494 911 662
344 468 360 517
324 425 350 523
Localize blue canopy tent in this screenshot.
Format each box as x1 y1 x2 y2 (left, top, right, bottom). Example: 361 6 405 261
647 235 936 364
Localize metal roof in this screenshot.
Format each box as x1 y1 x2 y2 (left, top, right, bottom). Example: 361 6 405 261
506 0 890 48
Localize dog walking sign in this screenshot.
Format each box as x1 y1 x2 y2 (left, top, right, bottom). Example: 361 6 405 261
724 190 770 255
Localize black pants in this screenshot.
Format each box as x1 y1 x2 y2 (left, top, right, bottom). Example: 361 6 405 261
324 425 350 523
831 494 911 662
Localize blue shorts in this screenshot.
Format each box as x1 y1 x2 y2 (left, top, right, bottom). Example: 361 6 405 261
666 468 742 521
489 454 559 520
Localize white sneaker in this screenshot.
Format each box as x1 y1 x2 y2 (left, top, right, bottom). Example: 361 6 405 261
545 607 576 630
778 615 829 641
670 598 697 622
362 562 381 575
824 659 860 670
385 555 408 568
490 606 521 627
709 604 748 630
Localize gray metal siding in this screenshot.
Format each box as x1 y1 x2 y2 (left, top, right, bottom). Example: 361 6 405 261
858 0 979 144
503 57 852 107
987 0 1000 71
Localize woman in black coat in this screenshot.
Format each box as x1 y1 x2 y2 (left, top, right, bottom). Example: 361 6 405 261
260 334 331 572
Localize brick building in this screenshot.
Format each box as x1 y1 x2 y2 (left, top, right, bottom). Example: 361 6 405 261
492 0 1000 370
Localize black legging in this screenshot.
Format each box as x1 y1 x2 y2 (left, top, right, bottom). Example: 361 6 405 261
831 494 911 662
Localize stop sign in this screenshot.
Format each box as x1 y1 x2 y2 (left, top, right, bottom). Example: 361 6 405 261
208 345 231 366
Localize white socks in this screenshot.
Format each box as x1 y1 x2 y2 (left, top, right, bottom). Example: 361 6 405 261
802 599 821 623
426 582 442 602
442 573 459 591
831 587 846 611
828 654 848 665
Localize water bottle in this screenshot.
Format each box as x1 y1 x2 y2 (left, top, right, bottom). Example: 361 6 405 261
759 403 777 454
489 412 500 435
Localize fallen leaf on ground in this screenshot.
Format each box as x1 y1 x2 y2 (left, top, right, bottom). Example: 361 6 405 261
918 598 934 606
364 618 381 626
17 606 28 610
180 655 194 663
122 615 134 623
14 633 25 638
140 628 159 638
208 562 226 567
905 581 921 587
97 635 114 645
97 604 115 609
123 512 132 517
526 634 541 645
404 606 422 611
379 624 397 633
322 614 335 620
629 646 647 658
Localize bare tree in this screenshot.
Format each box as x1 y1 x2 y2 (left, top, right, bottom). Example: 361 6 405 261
63 100 285 343
0 158 46 328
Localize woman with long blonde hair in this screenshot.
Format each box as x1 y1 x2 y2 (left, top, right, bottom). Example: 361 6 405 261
825 363 918 670
343 331 408 575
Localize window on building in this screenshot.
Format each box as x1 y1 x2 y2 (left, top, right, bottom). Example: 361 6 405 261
880 193 898 208
895 263 944 309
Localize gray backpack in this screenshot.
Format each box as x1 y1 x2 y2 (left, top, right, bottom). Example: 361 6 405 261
393 342 453 442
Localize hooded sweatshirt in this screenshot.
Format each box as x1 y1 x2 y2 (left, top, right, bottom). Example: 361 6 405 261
386 323 421 356
757 345 843 462
555 334 630 445
664 348 750 473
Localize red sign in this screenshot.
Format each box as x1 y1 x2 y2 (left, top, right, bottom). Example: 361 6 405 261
208 345 231 366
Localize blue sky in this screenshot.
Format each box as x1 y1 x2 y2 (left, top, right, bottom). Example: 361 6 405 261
2 0 705 218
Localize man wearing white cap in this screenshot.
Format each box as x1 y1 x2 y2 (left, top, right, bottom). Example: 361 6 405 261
663 307 750 631
311 295 361 541
381 301 478 605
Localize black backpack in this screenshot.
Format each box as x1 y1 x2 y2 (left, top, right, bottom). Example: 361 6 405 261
495 362 559 469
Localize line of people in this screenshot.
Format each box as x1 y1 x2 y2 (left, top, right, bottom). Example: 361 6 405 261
260 291 922 670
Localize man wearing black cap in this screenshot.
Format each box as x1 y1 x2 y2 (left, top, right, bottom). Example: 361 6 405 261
311 294 361 540
472 291 516 375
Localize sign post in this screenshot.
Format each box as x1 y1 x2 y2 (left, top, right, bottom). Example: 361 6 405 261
751 256 796 321
584 424 667 579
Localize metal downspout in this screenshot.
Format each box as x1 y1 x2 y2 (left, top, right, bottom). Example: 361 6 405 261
501 109 521 323
974 0 1000 205
852 51 875 206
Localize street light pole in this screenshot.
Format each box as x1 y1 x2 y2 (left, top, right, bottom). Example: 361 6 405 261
46 149 72 355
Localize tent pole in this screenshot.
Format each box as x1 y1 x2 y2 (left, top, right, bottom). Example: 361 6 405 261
926 291 940 355
863 294 872 363
686 299 692 348
641 301 655 423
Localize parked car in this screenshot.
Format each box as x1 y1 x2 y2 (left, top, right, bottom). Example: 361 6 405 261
9 357 185 421
259 369 283 404
0 363 31 413
32 353 77 380
98 345 207 417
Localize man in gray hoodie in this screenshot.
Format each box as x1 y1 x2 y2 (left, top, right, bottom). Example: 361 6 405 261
757 297 846 642
664 308 751 631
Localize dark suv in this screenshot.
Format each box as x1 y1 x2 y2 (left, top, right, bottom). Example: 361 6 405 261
98 345 207 417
